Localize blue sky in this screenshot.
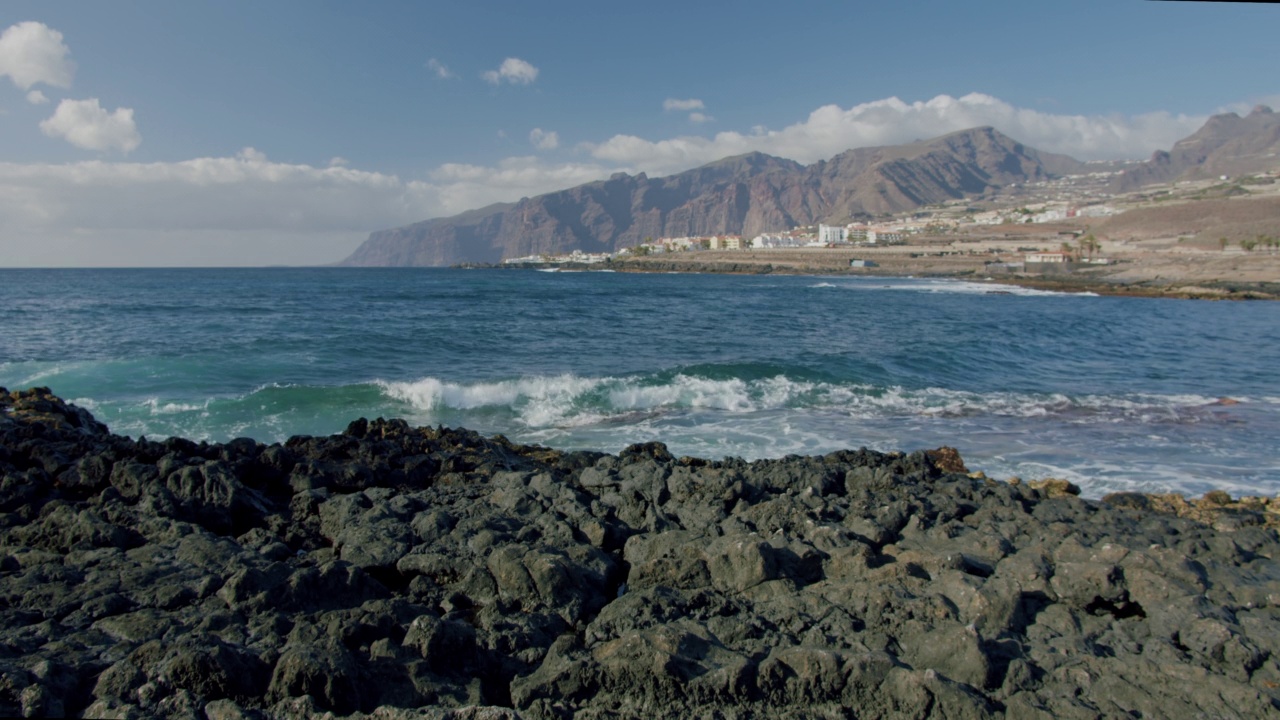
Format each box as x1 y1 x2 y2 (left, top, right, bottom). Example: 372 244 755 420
1 0 1277 266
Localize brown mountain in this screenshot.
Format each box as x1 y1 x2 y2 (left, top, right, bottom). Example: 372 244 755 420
1111 105 1280 191
341 127 1087 267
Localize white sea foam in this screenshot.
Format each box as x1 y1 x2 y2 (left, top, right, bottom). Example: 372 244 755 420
811 279 1095 297
379 374 608 427
142 397 208 415
7 361 84 386
377 372 1223 432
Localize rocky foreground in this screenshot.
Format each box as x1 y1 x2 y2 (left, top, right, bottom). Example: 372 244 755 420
2 388 1278 719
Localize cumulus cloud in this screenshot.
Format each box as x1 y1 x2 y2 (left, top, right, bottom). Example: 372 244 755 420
25 89 48 104
482 57 538 85
586 92 1207 175
0 21 75 90
40 98 141 153
426 58 456 80
665 98 713 124
529 128 559 150
663 98 705 112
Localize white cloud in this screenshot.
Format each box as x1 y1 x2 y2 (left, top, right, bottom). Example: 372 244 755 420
25 89 48 104
663 98 705 112
482 57 539 85
428 156 615 213
40 98 141 153
0 21 75 90
688 112 713 124
328 156 349 167
0 91 1236 267
426 58 456 80
529 128 559 150
237 146 267 162
586 92 1208 175
0 152 615 266
1220 94 1280 116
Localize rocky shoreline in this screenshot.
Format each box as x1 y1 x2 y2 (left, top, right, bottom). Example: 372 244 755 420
2 387 1278 719
462 261 1280 301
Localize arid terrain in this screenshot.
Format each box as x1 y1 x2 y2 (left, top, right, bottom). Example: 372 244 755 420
607 183 1280 299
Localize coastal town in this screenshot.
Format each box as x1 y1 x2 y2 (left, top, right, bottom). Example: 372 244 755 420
501 165 1280 298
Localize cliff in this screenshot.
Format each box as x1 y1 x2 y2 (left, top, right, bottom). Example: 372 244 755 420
341 127 1088 267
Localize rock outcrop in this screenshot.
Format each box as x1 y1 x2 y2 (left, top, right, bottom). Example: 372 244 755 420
2 386 1278 719
340 127 1086 267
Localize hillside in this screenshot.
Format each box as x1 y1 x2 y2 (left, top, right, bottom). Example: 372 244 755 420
1095 194 1280 244
1111 105 1280 191
340 127 1087 267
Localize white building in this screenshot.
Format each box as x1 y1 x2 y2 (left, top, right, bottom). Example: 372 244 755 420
1031 208 1067 223
1074 205 1115 218
1025 252 1069 263
818 224 848 244
708 235 742 250
752 234 804 249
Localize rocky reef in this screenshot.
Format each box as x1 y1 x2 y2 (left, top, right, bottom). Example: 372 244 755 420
1 387 1278 719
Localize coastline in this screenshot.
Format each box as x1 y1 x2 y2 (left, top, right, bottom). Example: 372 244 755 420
3 386 1278 718
471 247 1280 300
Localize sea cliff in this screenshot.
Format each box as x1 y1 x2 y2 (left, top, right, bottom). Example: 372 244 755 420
2 387 1277 718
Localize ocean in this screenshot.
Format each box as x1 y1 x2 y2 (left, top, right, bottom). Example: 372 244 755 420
2 267 1277 499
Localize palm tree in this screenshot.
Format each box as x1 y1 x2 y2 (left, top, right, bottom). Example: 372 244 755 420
1080 234 1099 260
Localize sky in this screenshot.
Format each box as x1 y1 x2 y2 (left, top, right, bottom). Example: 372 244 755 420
0 0 1277 267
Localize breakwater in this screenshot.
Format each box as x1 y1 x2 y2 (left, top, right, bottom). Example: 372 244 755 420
2 387 1277 718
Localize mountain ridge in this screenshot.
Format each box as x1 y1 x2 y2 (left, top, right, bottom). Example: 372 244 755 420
1111 105 1280 191
345 120 1263 267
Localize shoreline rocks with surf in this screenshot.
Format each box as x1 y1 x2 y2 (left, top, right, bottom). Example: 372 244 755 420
2 386 1278 718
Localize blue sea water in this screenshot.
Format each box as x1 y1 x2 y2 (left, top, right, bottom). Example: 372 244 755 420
2 267 1278 499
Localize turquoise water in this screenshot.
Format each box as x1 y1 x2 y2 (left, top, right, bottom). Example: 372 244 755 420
2 267 1277 498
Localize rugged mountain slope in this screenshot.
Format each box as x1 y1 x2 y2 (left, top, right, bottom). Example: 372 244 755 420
1112 105 1280 191
341 127 1086 267
810 127 1085 220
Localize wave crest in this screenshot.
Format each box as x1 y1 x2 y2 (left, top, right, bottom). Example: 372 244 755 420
377 372 1220 429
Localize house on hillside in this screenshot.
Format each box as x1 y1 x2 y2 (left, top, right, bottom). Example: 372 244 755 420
1025 252 1069 264
1024 251 1074 274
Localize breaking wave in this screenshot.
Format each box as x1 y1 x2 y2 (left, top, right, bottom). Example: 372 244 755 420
376 371 1224 430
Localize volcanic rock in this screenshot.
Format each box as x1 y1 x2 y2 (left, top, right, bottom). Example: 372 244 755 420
1 386 1278 718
